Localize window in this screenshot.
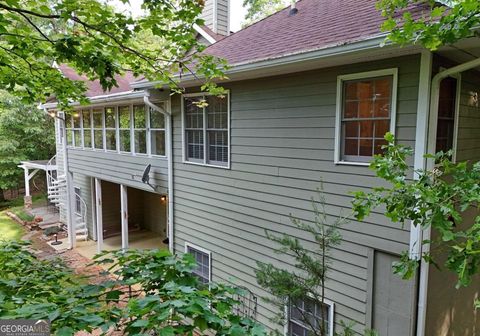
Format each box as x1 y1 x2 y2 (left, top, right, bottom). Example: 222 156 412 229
92 108 104 150
288 297 334 336
436 77 459 154
149 104 166 156
66 113 73 146
105 106 117 151
336 69 397 164
183 93 229 167
82 109 92 148
119 106 131 153
74 187 81 214
72 112 82 147
133 104 147 154
185 243 211 285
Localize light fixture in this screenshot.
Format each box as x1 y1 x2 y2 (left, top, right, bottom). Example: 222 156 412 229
161 195 167 202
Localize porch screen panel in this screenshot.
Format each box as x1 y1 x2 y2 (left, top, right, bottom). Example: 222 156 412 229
92 108 104 150
119 106 131 152
82 110 92 148
436 77 457 153
105 106 117 151
149 104 166 156
133 105 147 154
184 97 204 161
65 113 73 146
72 112 82 147
206 95 228 165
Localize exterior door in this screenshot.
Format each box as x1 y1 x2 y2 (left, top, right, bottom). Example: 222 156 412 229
372 251 416 336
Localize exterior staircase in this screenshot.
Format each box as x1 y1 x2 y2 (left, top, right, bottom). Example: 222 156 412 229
46 155 88 241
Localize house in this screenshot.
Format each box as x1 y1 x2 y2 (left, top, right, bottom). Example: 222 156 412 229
40 0 480 335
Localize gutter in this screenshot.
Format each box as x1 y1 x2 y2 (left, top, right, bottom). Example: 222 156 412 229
144 92 174 253
42 90 145 109
131 34 397 89
416 55 480 336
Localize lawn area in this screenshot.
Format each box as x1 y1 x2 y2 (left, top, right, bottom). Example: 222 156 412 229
0 211 24 241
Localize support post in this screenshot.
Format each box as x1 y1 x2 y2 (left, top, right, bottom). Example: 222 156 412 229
23 167 32 209
120 184 128 250
95 178 103 253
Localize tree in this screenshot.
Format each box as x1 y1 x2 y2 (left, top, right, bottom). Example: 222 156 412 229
352 133 480 289
0 0 228 109
0 91 55 197
378 0 480 50
242 0 289 27
1 241 266 336
255 192 349 336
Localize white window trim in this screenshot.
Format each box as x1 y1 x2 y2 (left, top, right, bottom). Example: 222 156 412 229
184 242 212 283
181 91 231 169
284 297 335 336
334 68 398 166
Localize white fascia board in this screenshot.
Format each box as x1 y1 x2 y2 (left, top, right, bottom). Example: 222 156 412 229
193 24 217 44
131 34 418 90
41 90 146 109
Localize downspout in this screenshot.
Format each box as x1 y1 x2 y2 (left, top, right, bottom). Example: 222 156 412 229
416 55 480 336
144 92 174 253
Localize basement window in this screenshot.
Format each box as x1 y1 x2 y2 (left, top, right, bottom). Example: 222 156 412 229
287 297 334 336
185 243 211 285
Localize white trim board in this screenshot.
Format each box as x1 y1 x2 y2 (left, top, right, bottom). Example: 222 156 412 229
334 68 399 165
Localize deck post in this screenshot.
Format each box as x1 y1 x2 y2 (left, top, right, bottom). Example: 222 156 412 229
120 184 128 250
95 178 103 253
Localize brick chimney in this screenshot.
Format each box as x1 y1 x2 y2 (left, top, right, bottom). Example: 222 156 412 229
200 0 230 36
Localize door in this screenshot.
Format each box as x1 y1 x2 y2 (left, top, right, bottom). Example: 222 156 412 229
372 251 417 335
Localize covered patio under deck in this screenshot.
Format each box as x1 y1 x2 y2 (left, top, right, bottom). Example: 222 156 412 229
18 158 57 208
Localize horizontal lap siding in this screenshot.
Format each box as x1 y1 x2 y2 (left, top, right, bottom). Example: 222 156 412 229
171 55 421 333
67 149 168 194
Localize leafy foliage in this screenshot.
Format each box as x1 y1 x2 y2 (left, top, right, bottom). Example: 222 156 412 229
0 91 55 191
0 0 228 109
255 191 348 336
352 133 480 288
0 240 265 336
377 0 480 50
242 0 289 27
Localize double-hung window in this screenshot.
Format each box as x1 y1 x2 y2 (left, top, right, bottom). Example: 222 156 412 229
92 108 104 150
183 93 230 167
149 104 166 156
119 106 131 153
288 297 334 336
133 105 147 154
185 243 211 285
105 106 117 151
335 69 397 164
82 109 92 148
72 112 82 148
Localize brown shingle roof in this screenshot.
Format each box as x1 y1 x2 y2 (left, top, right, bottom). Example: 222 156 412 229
203 0 430 65
58 64 137 97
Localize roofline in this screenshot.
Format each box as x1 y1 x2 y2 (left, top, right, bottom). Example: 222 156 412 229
41 90 146 109
131 33 398 89
193 24 217 44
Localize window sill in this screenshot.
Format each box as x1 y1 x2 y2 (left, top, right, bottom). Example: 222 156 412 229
334 160 371 167
183 160 230 170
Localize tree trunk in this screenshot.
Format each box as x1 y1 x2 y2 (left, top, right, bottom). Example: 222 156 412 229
0 189 5 202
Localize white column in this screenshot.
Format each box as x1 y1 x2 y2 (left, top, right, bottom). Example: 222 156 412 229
95 178 103 253
23 167 30 197
120 184 128 250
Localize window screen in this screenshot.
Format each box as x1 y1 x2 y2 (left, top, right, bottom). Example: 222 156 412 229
186 245 210 285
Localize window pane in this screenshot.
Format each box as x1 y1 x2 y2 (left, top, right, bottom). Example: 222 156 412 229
66 114 73 128
119 106 131 128
93 109 103 128
73 130 81 147
374 99 390 117
374 139 388 155
73 113 81 128
207 95 228 129
187 247 210 284
359 139 373 156
134 105 146 128
119 130 131 152
289 322 307 336
66 130 73 145
345 82 357 100
186 130 204 160
357 81 373 99
344 121 358 137
185 97 203 129
344 139 358 156
105 107 116 128
151 130 165 156
83 129 92 148
374 120 390 138
82 110 91 128
375 78 391 98
359 120 374 138
150 107 165 129
344 101 358 118
208 130 228 163
94 130 103 149
134 130 146 154
106 130 116 151
358 101 373 118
